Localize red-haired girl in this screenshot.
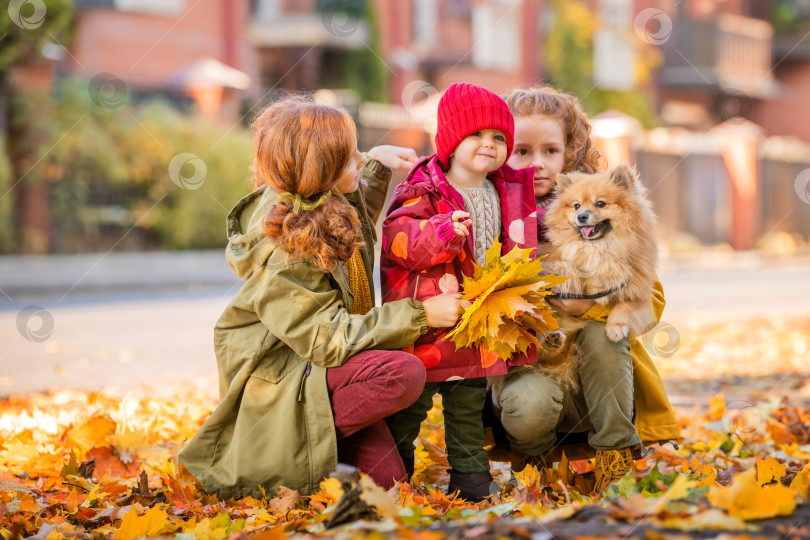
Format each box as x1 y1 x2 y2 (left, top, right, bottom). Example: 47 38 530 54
179 97 469 499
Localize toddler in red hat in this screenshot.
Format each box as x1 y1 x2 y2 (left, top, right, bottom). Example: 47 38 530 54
380 83 539 501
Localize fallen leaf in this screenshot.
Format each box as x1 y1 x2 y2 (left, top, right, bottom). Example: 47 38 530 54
113 505 171 540
756 456 787 485
64 415 116 456
267 486 302 513
707 468 796 520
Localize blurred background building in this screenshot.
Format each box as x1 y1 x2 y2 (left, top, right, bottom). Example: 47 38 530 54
2 0 809 256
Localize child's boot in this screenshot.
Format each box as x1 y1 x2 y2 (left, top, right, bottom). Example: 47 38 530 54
447 469 495 502
594 447 634 494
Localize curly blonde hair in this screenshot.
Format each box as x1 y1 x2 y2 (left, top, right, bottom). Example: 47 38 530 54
252 97 363 273
504 86 606 174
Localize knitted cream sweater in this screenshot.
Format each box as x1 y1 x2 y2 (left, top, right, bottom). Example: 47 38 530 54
449 179 501 266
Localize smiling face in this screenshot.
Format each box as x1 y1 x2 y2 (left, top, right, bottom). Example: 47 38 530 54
508 114 567 198
449 129 509 177
333 144 368 194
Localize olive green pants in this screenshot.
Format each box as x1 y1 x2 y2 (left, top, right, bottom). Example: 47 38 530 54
495 321 641 456
386 378 490 474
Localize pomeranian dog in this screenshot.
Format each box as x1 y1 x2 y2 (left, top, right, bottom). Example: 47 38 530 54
534 164 659 392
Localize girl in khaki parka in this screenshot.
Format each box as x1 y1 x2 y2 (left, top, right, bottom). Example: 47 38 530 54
179 98 470 499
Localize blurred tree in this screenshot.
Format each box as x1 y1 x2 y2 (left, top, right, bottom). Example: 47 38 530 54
9 79 253 253
0 0 73 77
0 139 12 253
544 0 658 127
317 0 387 102
1 0 74 252
770 0 810 35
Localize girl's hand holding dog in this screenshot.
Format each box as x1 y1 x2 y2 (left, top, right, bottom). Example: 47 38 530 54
422 293 472 328
451 211 472 237
548 297 595 317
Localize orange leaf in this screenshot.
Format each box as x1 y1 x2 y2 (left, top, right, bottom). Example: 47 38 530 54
708 394 726 421
64 415 116 455
85 446 139 479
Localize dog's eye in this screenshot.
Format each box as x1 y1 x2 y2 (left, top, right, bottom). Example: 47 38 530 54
595 201 606 208
573 203 580 210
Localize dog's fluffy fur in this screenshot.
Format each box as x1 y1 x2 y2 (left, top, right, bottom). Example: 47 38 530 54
529 165 659 393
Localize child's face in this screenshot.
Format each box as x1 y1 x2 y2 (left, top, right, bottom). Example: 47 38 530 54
334 143 368 194
508 114 566 198
450 129 508 176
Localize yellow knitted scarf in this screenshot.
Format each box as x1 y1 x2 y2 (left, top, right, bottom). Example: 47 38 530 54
345 249 372 315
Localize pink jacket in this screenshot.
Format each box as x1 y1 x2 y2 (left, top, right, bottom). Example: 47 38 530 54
380 155 539 382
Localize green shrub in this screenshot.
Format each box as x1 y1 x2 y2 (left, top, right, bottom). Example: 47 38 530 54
10 78 253 253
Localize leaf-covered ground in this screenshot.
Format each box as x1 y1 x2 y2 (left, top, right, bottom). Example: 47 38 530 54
2 314 810 539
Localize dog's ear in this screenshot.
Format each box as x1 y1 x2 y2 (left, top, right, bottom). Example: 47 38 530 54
610 165 637 190
555 173 573 193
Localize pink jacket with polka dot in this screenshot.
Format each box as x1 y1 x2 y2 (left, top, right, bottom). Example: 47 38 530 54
380 155 539 383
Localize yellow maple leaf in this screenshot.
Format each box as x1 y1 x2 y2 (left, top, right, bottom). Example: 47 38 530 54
114 506 171 540
707 468 796 521
698 464 717 488
182 516 230 540
64 415 117 457
756 456 787 485
708 394 726 421
308 477 343 509
446 239 565 362
789 462 810 501
357 474 400 519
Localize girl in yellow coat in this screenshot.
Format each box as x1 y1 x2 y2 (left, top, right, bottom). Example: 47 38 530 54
487 86 680 494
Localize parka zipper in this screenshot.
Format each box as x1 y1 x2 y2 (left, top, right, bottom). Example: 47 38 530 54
297 362 312 402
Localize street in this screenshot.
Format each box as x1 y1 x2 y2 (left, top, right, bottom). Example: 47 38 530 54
2 257 809 396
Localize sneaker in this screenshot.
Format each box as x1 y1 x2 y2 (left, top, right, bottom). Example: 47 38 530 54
593 447 634 494
447 469 495 502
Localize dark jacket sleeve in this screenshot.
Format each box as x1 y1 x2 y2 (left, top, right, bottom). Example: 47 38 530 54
359 159 393 226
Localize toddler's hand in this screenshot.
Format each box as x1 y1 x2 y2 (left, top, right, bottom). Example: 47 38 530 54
422 293 472 328
451 211 472 237
367 145 418 172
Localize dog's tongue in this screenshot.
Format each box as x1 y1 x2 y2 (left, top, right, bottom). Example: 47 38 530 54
581 226 595 238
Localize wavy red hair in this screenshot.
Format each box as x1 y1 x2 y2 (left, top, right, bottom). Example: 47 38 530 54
505 86 606 174
252 97 363 272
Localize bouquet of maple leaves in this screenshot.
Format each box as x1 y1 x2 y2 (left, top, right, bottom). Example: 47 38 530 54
446 239 567 363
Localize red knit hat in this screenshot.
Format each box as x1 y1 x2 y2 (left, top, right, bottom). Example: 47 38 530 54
435 82 514 168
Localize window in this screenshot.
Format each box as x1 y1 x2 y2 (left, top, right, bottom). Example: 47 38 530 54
412 0 437 48
472 0 521 72
114 0 185 15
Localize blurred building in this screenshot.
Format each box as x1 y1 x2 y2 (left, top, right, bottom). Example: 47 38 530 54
8 0 810 253
63 0 259 120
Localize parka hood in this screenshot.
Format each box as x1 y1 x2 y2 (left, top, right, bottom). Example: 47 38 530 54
224 186 279 281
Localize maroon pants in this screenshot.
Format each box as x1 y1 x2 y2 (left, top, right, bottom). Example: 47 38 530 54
327 349 425 489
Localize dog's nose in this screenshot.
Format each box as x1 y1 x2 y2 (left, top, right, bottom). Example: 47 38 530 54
577 212 590 224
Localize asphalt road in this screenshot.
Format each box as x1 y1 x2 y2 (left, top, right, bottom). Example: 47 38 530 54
2 260 809 396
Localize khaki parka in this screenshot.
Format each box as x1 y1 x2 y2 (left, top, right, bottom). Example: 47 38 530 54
179 161 428 499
